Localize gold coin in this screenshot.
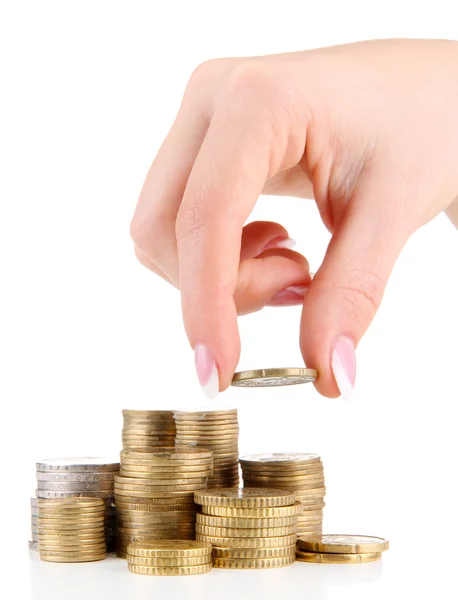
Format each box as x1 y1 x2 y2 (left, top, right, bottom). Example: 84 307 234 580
296 550 382 564
174 409 237 417
231 368 317 387
119 469 212 479
240 453 321 467
121 448 213 461
38 525 105 533
127 555 211 567
212 545 296 559
114 490 196 499
39 543 107 552
115 501 196 512
243 480 324 491
118 534 195 544
194 489 295 508
40 554 107 563
196 533 297 548
37 498 105 509
213 556 295 569
115 476 207 487
37 538 105 547
242 472 324 482
117 527 195 536
196 514 297 528
297 534 389 554
195 524 296 538
127 563 212 576
115 483 205 493
127 540 212 557
38 532 105 540
202 502 303 518
175 425 240 433
117 508 195 518
114 492 195 502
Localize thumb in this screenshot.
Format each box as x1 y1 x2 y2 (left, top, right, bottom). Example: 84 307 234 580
300 200 410 399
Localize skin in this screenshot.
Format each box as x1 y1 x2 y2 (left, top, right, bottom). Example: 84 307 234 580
131 39 458 398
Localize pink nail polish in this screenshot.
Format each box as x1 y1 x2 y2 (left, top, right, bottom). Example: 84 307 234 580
331 335 356 400
194 344 219 399
266 286 308 307
262 237 296 252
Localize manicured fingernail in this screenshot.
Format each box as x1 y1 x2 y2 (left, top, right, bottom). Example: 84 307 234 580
331 335 356 400
263 237 296 251
194 344 219 399
266 286 308 307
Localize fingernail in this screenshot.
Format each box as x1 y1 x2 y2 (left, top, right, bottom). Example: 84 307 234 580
194 343 219 399
263 237 296 251
266 286 308 307
331 335 356 400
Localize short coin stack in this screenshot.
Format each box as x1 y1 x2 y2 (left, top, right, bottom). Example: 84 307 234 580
122 410 176 450
29 497 38 551
195 488 299 569
115 448 213 558
37 497 107 562
296 534 389 563
174 409 240 488
35 457 119 551
126 541 213 576
240 453 325 539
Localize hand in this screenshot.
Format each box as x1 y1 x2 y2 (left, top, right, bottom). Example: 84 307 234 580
131 39 458 399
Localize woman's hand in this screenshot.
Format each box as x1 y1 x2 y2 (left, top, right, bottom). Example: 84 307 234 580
131 39 458 399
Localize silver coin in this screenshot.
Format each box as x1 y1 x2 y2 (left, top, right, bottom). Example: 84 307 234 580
240 453 321 465
36 457 120 473
36 472 116 483
28 540 39 552
37 481 114 492
36 490 115 500
231 368 317 387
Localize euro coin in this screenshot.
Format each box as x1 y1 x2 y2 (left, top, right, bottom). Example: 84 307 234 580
195 488 295 508
127 563 212 575
297 534 389 554
213 556 295 569
296 550 382 564
127 555 211 567
127 540 212 557
195 524 296 538
212 546 295 559
231 368 317 387
36 458 119 473
196 534 297 548
196 514 297 528
202 502 303 518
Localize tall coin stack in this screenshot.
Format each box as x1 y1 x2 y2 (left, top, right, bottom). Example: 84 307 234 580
195 488 299 569
29 497 38 551
37 498 107 562
35 457 119 551
174 409 240 488
240 453 325 539
115 448 213 558
122 410 176 450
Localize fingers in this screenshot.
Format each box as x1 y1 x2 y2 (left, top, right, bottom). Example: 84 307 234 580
300 189 410 399
235 249 311 314
263 165 314 199
176 97 285 397
240 221 295 260
134 245 177 288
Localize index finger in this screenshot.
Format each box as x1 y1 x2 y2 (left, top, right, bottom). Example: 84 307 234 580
176 103 276 397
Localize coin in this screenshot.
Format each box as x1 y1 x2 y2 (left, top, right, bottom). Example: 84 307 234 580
240 453 321 466
231 368 317 387
213 556 295 569
194 489 295 508
36 458 119 473
119 469 212 479
36 490 115 499
297 535 389 554
195 524 297 538
128 556 211 567
127 540 212 557
115 476 208 487
196 514 297 528
36 472 116 483
174 409 237 418
127 563 212 576
28 541 39 551
115 483 205 492
37 497 105 508
121 449 213 461
202 502 303 518
40 554 107 563
115 490 196 499
212 546 295 559
114 492 195 502
296 550 382 564
37 538 105 546
196 534 297 548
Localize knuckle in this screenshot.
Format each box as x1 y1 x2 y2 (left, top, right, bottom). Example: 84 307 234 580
337 268 384 329
188 59 222 89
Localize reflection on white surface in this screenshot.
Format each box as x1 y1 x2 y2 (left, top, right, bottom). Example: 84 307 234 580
28 551 383 600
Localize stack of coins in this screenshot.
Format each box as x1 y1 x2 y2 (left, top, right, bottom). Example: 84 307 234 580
126 541 213 576
174 409 239 488
29 497 39 551
240 453 325 539
195 488 299 569
115 448 213 558
37 498 107 562
296 534 389 563
35 457 119 551
122 410 176 450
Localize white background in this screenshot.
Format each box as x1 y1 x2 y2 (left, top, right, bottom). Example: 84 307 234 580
0 1 457 598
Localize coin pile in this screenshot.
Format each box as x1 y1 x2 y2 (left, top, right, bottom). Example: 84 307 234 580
126 541 213 576
296 534 389 564
122 410 176 450
29 497 38 551
195 488 299 569
115 448 213 558
35 457 119 551
37 497 107 562
174 409 239 488
240 453 325 539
